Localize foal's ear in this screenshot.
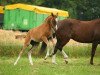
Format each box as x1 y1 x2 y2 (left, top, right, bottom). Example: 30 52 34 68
51 13 54 17
56 13 58 17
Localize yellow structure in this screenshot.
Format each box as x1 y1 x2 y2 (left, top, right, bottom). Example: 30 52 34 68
5 3 69 17
0 6 4 13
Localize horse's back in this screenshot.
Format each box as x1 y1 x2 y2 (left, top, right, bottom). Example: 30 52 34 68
71 19 100 42
57 19 100 43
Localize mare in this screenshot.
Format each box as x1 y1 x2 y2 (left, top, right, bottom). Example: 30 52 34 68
52 19 100 65
14 13 58 65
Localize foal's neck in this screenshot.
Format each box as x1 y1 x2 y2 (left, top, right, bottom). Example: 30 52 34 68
44 21 52 29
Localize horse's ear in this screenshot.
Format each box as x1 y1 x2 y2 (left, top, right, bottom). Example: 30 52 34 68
51 13 54 17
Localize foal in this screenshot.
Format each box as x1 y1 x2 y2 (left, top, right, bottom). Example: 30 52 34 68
14 13 58 65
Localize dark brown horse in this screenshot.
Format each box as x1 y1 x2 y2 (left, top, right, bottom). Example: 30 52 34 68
14 13 58 65
52 19 100 65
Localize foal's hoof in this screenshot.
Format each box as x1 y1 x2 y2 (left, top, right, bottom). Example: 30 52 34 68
65 60 68 64
14 62 17 66
14 63 17 66
44 58 47 60
30 63 33 65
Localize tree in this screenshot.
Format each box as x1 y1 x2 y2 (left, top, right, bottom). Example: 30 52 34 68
1 0 100 20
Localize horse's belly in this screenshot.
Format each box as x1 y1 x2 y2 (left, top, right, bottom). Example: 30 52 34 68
72 34 93 43
72 38 92 43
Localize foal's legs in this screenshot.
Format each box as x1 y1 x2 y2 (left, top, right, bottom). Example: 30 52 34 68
49 37 55 56
90 42 98 65
28 46 34 65
41 37 50 60
28 41 39 65
14 36 31 65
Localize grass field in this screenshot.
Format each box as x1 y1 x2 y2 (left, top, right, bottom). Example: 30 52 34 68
0 29 100 75
0 57 100 75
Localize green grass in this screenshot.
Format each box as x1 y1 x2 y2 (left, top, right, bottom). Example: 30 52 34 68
0 42 100 57
0 57 100 75
0 40 100 75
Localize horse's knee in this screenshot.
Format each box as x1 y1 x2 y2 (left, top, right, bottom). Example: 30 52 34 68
55 43 62 51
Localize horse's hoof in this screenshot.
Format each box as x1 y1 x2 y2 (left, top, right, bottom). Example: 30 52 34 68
52 62 57 64
90 61 94 65
49 54 52 57
65 60 68 64
30 62 33 65
90 62 94 65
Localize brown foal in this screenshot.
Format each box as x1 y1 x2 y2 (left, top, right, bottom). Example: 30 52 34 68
14 13 58 65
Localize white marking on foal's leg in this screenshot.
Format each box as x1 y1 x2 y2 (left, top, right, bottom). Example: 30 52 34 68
52 54 57 64
14 56 20 65
14 49 25 65
50 48 54 56
44 48 50 60
44 41 51 60
62 50 68 64
28 51 33 65
56 25 58 30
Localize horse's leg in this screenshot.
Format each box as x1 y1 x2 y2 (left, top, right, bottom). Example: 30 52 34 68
41 37 50 60
28 46 34 65
52 46 58 64
61 50 68 63
49 37 55 56
90 42 98 65
52 50 68 64
52 38 70 64
14 36 31 65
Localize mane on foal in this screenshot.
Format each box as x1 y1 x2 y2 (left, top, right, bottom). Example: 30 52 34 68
14 13 58 65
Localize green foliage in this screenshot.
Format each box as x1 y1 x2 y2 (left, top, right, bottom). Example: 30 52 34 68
0 42 100 58
1 0 100 20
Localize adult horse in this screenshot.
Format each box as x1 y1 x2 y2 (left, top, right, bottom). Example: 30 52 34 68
14 13 58 65
52 19 100 65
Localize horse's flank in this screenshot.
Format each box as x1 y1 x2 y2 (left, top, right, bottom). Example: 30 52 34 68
57 19 100 43
52 18 100 65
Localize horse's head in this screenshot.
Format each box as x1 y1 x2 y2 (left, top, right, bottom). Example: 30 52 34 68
45 13 58 32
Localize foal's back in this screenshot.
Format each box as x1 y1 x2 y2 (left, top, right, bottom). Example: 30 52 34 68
26 23 51 42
